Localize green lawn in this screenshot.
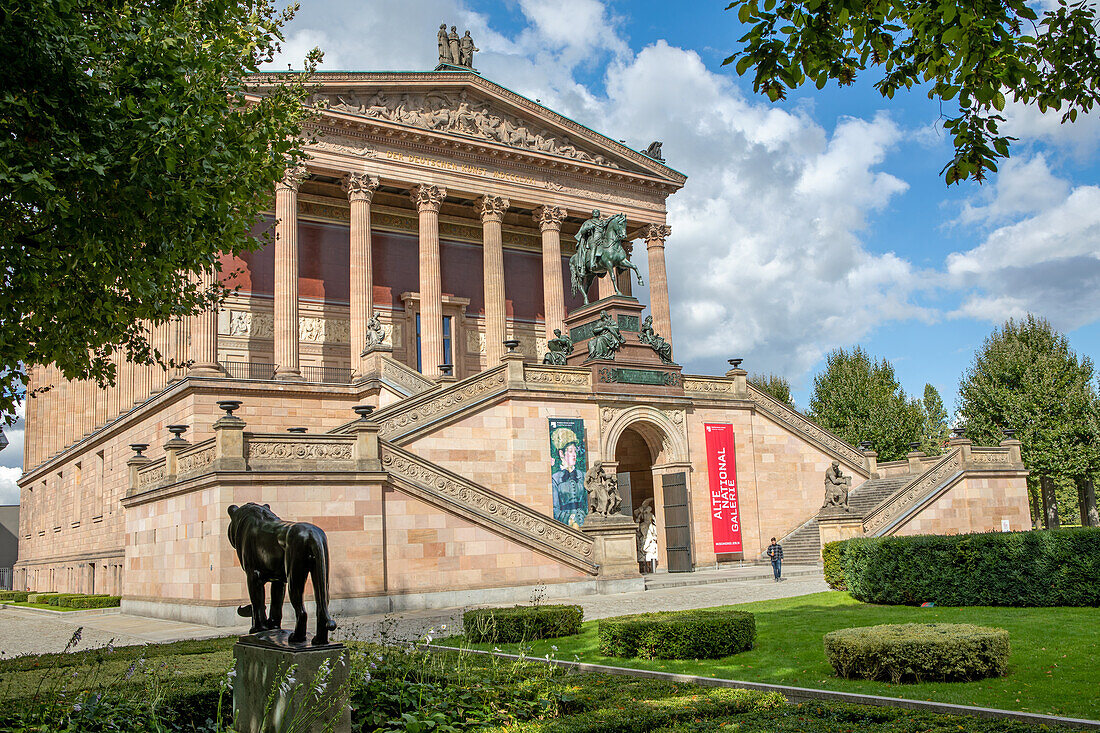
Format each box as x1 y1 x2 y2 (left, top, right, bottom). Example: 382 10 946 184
3 601 82 611
453 591 1100 721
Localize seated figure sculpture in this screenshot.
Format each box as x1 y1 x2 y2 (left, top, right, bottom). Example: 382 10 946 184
587 310 625 361
822 460 852 510
639 315 673 364
542 328 573 365
585 461 623 517
227 503 337 645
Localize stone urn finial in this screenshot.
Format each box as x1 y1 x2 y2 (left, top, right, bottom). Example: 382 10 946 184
129 443 149 458
1002 427 1015 439
217 400 242 418
287 427 308 433
352 405 374 421
167 425 188 440
728 358 743 369
439 364 454 377
503 339 520 354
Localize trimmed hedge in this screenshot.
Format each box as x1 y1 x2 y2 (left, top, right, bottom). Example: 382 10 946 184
822 540 846 590
69 595 121 609
0 591 29 602
598 609 756 660
27 592 60 604
839 527 1100 606
824 623 1009 683
464 605 583 643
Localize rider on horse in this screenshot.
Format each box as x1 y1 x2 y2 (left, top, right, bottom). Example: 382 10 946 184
575 209 609 272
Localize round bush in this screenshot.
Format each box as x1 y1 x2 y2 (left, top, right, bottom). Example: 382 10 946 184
598 609 756 660
464 604 583 643
824 623 1009 683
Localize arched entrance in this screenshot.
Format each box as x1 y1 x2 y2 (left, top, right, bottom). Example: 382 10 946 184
605 414 694 574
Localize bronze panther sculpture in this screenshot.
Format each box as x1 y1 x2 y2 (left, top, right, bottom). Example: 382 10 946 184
227 503 336 645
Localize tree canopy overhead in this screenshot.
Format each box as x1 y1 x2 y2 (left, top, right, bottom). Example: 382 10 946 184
723 0 1100 184
0 0 321 421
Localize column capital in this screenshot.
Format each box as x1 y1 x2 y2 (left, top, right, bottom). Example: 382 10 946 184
477 195 510 222
342 172 379 202
411 184 447 212
644 223 672 243
533 205 566 231
277 164 309 192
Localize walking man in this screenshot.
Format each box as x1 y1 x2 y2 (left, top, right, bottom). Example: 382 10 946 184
767 537 783 582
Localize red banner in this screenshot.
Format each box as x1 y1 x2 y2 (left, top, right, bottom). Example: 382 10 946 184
704 423 743 553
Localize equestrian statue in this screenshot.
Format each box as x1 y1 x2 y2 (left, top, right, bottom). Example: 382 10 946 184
570 210 644 305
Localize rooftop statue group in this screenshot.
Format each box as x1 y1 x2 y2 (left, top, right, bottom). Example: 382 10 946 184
438 24 478 68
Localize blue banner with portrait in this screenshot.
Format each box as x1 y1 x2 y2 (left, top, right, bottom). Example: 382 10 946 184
549 417 588 527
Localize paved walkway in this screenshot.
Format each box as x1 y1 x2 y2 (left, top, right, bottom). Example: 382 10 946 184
0 570 827 657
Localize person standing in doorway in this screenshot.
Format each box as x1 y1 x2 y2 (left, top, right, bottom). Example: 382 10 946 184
767 537 783 582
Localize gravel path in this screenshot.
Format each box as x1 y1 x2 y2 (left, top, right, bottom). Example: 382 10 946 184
0 572 828 656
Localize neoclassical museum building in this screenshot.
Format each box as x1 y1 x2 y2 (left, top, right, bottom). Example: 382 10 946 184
15 46 1031 623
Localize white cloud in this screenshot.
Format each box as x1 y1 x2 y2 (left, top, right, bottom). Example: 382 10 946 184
947 156 1100 328
270 1 930 381
954 154 1071 227
0 467 20 506
1002 99 1100 156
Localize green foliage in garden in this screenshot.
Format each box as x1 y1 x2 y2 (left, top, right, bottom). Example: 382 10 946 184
823 623 1010 683
722 0 1100 185
958 315 1100 523
920 384 951 456
0 0 324 420
821 540 846 590
26 592 60 604
839 528 1100 606
749 373 795 407
69 595 122 609
463 605 584 644
598 609 756 660
0 591 28 602
808 346 924 461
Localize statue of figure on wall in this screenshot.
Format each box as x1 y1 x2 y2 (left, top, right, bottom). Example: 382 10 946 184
822 460 852 510
570 210 644 304
459 30 479 67
227 503 336 646
639 315 674 364
438 23 452 64
542 328 573 365
363 311 387 353
643 141 664 161
585 461 623 517
587 310 626 361
633 497 655 565
448 26 461 67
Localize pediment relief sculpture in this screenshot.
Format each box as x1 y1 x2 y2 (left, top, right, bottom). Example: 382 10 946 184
315 90 621 169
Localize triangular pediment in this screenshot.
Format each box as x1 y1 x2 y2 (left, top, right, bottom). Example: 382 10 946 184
275 72 683 183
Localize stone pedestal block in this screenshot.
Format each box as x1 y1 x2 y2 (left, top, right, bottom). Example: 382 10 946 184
817 508 864 553
582 514 642 580
233 632 351 733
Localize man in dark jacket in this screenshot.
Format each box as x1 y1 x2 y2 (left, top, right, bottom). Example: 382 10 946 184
767 537 784 582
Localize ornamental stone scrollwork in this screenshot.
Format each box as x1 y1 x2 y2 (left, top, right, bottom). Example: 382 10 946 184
277 164 309 192
601 407 618 424
524 366 591 389
381 445 594 565
682 376 736 395
247 440 354 462
644 223 672 242
342 172 379 202
316 90 620 169
864 449 964 535
177 446 215 475
138 464 166 488
377 367 508 441
533 205 566 231
748 384 866 467
380 358 436 396
477 195 510 222
411 184 447 212
968 450 1013 465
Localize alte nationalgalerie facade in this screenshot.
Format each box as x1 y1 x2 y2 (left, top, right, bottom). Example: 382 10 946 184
15 62 1030 623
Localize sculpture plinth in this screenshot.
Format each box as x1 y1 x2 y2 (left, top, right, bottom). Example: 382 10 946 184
582 513 642 580
564 295 683 395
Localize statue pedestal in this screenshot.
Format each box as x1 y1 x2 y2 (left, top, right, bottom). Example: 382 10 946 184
582 513 642 580
233 631 351 733
817 507 864 553
564 295 683 395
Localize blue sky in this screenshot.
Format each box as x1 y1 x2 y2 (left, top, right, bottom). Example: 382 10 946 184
3 0 1099 501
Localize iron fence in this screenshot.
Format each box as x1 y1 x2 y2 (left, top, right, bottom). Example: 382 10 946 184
220 361 277 380
219 362 352 384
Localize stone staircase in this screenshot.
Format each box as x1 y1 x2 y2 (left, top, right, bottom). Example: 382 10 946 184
772 474 914 563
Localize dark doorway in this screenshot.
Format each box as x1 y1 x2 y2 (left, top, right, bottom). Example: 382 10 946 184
662 472 693 572
615 427 654 516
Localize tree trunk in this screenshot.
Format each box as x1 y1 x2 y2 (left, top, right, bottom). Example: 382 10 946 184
1029 484 1042 529
1082 476 1099 528
1040 475 1059 529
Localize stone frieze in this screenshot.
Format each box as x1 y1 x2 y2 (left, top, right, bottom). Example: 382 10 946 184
377 368 508 441
247 440 354 462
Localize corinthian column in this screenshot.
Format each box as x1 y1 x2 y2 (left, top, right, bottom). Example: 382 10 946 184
478 195 510 364
188 268 222 376
644 224 673 342
274 165 307 380
343 172 379 380
534 206 566 339
411 184 447 378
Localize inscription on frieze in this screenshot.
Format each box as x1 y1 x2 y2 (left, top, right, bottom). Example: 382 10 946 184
598 367 682 387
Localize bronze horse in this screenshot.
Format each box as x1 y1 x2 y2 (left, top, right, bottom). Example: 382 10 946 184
570 213 644 304
227 503 336 645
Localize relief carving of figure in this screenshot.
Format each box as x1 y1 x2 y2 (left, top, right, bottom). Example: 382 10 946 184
587 310 626 361
639 315 674 364
542 328 574 366
822 460 852 510
459 30 479 67
571 211 644 305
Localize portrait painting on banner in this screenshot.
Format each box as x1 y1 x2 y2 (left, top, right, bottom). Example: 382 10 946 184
549 417 589 527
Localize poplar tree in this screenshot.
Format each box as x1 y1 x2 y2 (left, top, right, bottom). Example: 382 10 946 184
750 373 795 408
920 384 951 456
808 346 923 461
0 0 322 421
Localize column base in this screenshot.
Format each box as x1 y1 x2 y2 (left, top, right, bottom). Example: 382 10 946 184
188 363 225 378
275 368 304 381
